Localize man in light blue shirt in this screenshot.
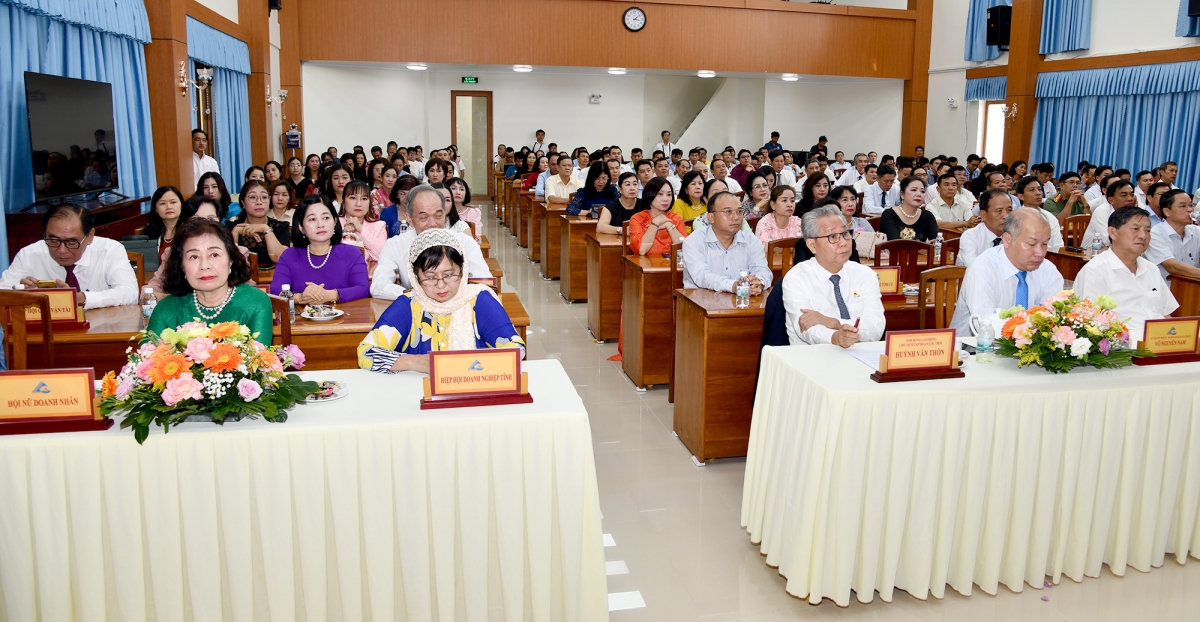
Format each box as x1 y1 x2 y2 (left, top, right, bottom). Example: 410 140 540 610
682 192 772 293
534 153 557 199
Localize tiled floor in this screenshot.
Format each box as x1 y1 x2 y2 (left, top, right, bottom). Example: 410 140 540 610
480 203 1200 621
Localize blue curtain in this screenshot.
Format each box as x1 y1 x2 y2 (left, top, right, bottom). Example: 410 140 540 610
1177 0 1200 37
1040 0 1092 54
0 0 155 270
186 16 251 189
965 0 1012 62
965 76 1007 101
1030 61 1200 194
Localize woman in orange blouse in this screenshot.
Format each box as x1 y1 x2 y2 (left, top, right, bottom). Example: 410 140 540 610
628 177 686 255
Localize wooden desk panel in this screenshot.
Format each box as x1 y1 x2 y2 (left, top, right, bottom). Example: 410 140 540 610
586 232 623 341
528 194 543 263
622 255 673 389
479 235 491 258
1169 273 1200 317
540 205 568 279
561 216 598 302
1047 249 1086 281
515 185 530 248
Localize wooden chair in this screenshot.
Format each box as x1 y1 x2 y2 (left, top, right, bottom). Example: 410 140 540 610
874 239 932 284
621 221 632 257
867 216 882 231
268 294 292 347
0 291 55 370
745 214 760 233
939 237 960 266
127 250 145 288
249 252 260 274
467 220 477 239
668 241 684 404
766 236 800 280
917 266 966 329
1065 214 1091 248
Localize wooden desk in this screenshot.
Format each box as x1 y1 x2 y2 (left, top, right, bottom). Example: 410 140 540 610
674 288 767 463
622 255 673 389
25 295 531 376
1169 273 1200 317
1047 249 1087 281
540 204 568 278
561 216 598 301
504 180 517 231
528 195 544 262
6 196 149 261
515 186 530 248
586 232 624 341
479 235 491 258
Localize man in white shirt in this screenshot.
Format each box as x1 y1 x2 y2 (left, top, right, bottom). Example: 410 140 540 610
1083 179 1137 248
371 186 491 298
926 173 980 230
1034 163 1057 203
1159 161 1181 190
1145 189 1200 280
682 193 772 292
1084 165 1112 204
1074 206 1177 336
861 165 899 216
867 151 878 165
1014 176 1064 251
950 208 1065 334
653 131 675 162
608 146 633 174
191 128 220 184
828 151 851 177
956 189 1012 268
666 158 691 195
492 144 506 165
769 150 797 190
835 153 867 188
529 130 546 153
819 156 837 183
571 150 592 183
1134 170 1153 208
546 153 584 204
0 205 137 310
782 205 885 347
636 159 654 198
710 158 742 193
853 164 877 195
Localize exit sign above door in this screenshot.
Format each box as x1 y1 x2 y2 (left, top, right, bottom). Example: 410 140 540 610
461 76 478 84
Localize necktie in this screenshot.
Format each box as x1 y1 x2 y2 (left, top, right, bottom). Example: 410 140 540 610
1015 271 1029 309
830 274 851 320
992 237 1002 247
64 264 80 291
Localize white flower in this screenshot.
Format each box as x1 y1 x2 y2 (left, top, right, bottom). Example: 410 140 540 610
1070 337 1093 359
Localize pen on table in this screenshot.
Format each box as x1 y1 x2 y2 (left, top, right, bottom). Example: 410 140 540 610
853 318 860 330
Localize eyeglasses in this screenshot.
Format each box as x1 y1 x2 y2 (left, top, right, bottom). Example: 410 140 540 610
814 230 855 244
418 272 462 286
45 237 83 250
712 209 742 219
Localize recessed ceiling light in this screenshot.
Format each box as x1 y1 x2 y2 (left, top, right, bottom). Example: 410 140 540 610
608 68 627 75
782 73 799 82
406 64 427 71
697 70 716 79
513 65 533 73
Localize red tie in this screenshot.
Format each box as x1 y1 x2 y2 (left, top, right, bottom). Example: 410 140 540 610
64 265 80 290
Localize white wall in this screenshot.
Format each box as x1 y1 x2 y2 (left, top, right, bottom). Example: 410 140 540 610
676 78 765 156
302 64 431 154
642 75 725 149
269 11 283 162
194 0 238 23
925 0 1000 158
764 80 904 158
1045 0 1200 60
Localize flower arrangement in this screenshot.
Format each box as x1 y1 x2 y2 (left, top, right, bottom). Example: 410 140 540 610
994 290 1153 373
99 321 319 444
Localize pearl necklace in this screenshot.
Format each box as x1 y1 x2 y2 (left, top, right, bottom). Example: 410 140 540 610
307 247 331 269
898 203 921 220
193 286 235 320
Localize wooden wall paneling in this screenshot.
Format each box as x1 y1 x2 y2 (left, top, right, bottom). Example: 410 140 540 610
1002 0 1044 164
965 65 1008 79
146 0 194 190
239 0 273 166
902 0 933 155
1040 46 1200 73
185 0 246 42
295 0 916 80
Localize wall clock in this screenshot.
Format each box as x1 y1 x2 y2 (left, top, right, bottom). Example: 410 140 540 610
623 7 646 32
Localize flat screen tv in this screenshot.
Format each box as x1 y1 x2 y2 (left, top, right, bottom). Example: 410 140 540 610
24 71 119 201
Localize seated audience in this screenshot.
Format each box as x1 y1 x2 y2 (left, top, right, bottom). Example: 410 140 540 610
682 191 772 293
1144 181 1169 227
1014 176 1065 251
147 218 273 344
956 189 1013 267
1083 179 1138 247
1145 189 1200 280
0 204 137 309
271 196 370 304
227 166 266 222
880 176 939 241
448 178 483 242
371 165 399 215
196 171 232 221
324 164 353 210
372 185 491 298
534 153 556 198
1042 171 1087 223
741 170 773 217
835 153 868 188
380 175 421 237
357 229 524 374
597 172 641 235
693 178 753 233
797 172 831 217
337 180 386 264
143 185 187 260
671 171 707 230
782 205 885 347
926 173 979 230
629 177 686 255
755 186 803 245
268 179 296 224
1073 206 1177 333
829 186 873 235
546 152 583 204
147 196 250 295
950 208 1064 334
568 162 617 217
711 157 742 194
861 165 899 215
227 180 290 268
853 163 878 195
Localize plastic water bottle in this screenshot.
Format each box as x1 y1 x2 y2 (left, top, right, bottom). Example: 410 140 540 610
397 219 410 235
976 317 995 363
140 287 156 329
280 284 295 323
934 232 944 263
735 271 750 309
1090 232 1103 259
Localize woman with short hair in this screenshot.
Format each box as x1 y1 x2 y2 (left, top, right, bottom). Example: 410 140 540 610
597 172 640 235
568 162 617 218
338 180 386 264
227 180 291 267
880 176 938 241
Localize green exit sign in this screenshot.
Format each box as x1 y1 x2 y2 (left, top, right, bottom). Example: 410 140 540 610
461 76 478 84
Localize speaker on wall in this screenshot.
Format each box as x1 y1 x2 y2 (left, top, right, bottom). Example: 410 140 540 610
986 5 1012 50
269 0 282 10
1190 0 1200 17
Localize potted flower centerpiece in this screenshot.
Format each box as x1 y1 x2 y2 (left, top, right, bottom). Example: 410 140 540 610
993 291 1153 372
99 321 318 443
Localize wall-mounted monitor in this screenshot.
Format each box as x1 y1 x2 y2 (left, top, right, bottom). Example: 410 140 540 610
24 71 118 201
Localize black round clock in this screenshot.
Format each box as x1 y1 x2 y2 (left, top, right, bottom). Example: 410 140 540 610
623 7 646 32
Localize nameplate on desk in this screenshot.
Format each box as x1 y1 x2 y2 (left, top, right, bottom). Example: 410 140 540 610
420 348 532 409
0 368 114 435
871 267 903 299
23 288 89 329
870 329 964 383
1134 317 1200 365
468 277 499 290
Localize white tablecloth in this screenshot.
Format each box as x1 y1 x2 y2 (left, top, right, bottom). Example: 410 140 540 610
742 345 1200 606
0 360 608 622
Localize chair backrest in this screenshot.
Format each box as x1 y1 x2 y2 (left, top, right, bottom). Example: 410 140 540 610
766 236 801 279
0 291 55 370
248 252 260 274
940 237 960 266
268 294 292 346
669 241 684 291
127 250 145 288
917 265 966 329
622 220 632 257
867 216 882 231
467 220 477 238
745 214 760 233
1065 214 1091 248
874 239 931 284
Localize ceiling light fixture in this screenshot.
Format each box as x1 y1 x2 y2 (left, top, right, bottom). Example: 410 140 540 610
406 64 427 71
782 74 799 82
608 67 627 75
513 65 533 73
697 70 716 78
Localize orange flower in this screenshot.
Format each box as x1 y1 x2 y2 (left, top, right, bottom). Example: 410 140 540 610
147 353 190 385
1001 314 1026 339
252 349 281 372
207 322 240 341
100 371 118 398
1027 306 1048 315
204 343 244 373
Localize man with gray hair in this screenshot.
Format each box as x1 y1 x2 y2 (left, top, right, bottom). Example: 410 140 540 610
835 153 869 187
781 205 885 347
950 207 1065 334
371 184 491 299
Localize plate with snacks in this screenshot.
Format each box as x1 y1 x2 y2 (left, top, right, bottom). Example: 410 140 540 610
304 380 348 403
301 304 344 321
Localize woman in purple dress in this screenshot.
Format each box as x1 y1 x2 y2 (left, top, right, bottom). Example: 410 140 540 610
270 195 369 304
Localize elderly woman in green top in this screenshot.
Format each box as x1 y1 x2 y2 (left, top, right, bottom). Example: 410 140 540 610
147 218 274 344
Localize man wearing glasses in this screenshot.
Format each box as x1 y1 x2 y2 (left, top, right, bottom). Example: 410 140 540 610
0 204 137 309
782 205 885 347
681 193 771 294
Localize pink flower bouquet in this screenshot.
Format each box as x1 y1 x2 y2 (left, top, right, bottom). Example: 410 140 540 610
994 291 1152 373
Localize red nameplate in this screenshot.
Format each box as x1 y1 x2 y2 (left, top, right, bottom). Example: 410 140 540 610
420 348 532 409
1134 317 1200 365
870 328 964 383
22 288 89 330
0 368 113 435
